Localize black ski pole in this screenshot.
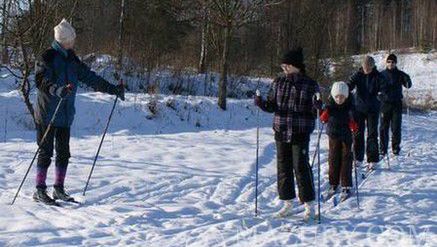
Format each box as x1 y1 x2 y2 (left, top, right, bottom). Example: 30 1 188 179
255 89 260 217
311 123 324 168
11 98 65 205
382 114 391 170
317 114 323 224
406 89 411 157
83 95 119 196
352 142 360 210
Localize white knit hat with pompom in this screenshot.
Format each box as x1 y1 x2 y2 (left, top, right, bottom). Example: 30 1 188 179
331 81 349 98
54 19 76 44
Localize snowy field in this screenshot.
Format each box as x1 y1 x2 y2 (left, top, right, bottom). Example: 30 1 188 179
0 87 436 246
0 48 436 246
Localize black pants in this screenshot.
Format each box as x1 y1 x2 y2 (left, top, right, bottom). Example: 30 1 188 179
353 111 380 163
328 137 352 187
275 135 315 202
380 102 402 155
36 124 71 189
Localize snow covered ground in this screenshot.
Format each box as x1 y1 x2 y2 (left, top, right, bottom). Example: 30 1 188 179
0 87 436 246
0 48 436 246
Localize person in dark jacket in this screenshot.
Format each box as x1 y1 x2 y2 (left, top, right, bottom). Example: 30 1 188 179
347 56 386 170
254 48 322 221
379 54 412 156
33 19 125 205
320 82 358 202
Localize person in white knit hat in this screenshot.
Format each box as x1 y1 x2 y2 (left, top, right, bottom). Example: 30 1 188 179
54 18 76 49
32 18 125 206
319 81 358 202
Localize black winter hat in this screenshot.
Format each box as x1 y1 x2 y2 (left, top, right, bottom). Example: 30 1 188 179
387 54 397 63
281 47 305 70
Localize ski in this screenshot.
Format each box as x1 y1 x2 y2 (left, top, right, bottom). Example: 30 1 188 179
322 190 337 203
277 216 311 232
360 166 375 180
240 211 306 232
56 199 82 208
33 198 62 207
279 221 306 232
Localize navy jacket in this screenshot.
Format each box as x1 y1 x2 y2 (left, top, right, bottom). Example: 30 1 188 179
380 68 412 103
35 41 118 127
348 68 387 114
325 96 355 144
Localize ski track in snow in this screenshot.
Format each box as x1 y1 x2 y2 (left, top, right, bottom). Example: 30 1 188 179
0 111 435 246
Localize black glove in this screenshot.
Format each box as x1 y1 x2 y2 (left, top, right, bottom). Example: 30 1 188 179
49 84 73 98
254 89 262 107
377 93 388 102
110 83 125 101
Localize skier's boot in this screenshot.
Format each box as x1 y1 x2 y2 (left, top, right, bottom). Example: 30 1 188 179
275 200 294 218
33 188 59 206
367 162 377 171
303 201 315 223
53 185 75 202
323 185 338 202
340 187 352 202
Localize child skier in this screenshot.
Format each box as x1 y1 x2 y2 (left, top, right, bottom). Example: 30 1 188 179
255 47 322 221
33 19 125 205
320 81 358 202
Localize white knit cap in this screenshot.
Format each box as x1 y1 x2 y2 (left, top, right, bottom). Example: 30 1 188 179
331 81 349 98
54 19 76 44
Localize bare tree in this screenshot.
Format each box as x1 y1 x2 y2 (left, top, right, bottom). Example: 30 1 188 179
1 0 60 124
115 0 125 81
207 0 280 110
198 4 209 74
1 0 12 64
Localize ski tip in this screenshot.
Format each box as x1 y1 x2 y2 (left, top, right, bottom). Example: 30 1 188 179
73 195 86 204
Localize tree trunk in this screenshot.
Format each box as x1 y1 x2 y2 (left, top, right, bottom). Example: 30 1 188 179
361 2 365 51
1 0 11 64
198 6 208 74
218 25 231 110
18 35 36 125
286 0 292 50
115 0 126 81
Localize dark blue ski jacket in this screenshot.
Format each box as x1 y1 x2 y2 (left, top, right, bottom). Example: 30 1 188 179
347 67 387 114
380 67 412 103
35 41 118 127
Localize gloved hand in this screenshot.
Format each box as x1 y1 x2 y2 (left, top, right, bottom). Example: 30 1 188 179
50 83 74 98
377 92 388 102
254 89 262 107
110 82 125 101
115 83 125 101
313 92 323 109
349 119 359 133
319 109 329 123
